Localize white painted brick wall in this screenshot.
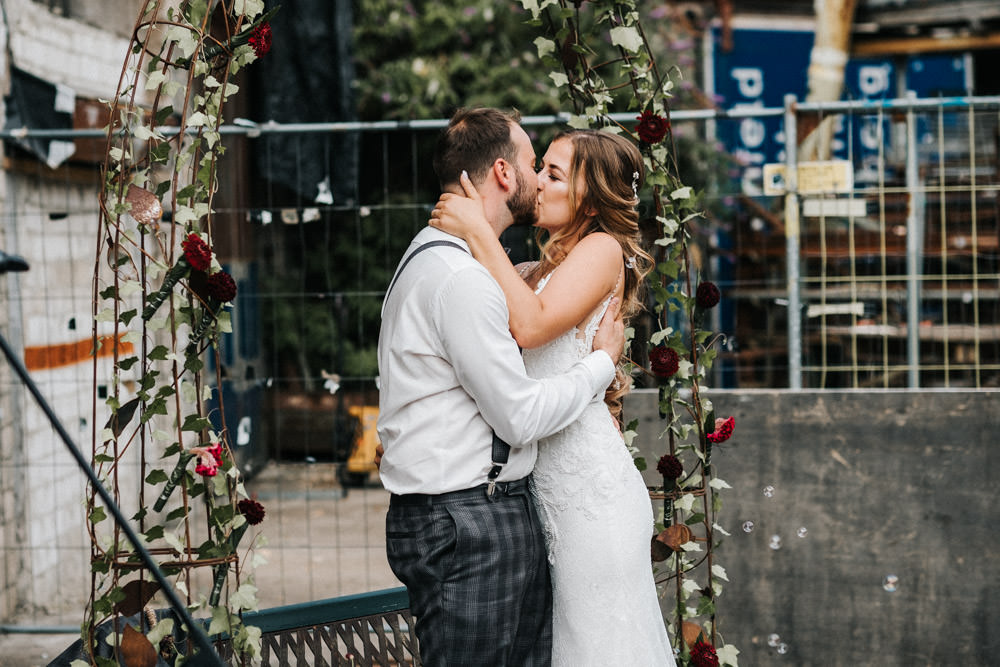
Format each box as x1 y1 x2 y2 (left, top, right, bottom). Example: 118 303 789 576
0 0 140 622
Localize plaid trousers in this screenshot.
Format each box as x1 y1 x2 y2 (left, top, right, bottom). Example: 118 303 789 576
386 479 553 667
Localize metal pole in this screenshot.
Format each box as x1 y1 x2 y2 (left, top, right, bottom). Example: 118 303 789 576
905 91 924 387
784 94 803 389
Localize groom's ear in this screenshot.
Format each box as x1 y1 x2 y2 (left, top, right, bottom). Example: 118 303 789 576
492 158 514 193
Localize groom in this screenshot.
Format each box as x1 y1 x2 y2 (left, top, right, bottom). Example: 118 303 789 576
377 107 624 667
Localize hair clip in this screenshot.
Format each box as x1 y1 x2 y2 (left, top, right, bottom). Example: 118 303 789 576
631 171 639 198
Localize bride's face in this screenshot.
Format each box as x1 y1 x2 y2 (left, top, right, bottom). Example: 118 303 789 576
535 138 582 234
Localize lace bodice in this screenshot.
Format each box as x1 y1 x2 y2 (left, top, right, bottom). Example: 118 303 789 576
522 269 634 536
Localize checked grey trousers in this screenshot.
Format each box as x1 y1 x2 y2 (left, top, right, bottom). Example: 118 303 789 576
386 478 553 666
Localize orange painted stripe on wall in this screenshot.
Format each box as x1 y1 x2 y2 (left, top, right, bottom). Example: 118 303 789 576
23 334 135 371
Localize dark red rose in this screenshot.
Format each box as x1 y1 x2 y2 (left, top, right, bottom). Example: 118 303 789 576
706 416 735 444
656 454 684 480
238 498 266 525
649 346 680 378
691 640 720 667
635 110 669 144
696 281 721 309
249 23 272 57
181 233 212 272
207 271 237 302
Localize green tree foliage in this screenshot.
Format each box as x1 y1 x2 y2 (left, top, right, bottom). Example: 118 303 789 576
353 0 564 119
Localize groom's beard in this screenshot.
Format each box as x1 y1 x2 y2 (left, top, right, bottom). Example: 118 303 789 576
507 166 538 228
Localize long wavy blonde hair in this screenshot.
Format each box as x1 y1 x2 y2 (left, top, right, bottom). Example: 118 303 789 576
524 129 653 423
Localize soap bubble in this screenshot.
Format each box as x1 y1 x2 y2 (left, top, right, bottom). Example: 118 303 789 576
777 643 788 655
882 574 899 592
796 526 808 538
742 520 755 533
767 633 780 647
768 534 782 550
762 485 775 498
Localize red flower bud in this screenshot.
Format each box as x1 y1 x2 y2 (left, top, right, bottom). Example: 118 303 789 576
635 110 669 144
706 416 735 443
696 281 721 309
238 498 266 525
656 454 684 480
649 346 680 378
207 271 237 302
691 640 720 667
250 23 272 57
181 234 212 272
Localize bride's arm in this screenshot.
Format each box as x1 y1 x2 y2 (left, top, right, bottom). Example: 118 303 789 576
431 176 621 349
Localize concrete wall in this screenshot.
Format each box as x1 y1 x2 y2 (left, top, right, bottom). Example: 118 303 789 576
626 388 1000 666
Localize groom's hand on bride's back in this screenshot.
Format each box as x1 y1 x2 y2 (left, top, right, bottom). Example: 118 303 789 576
592 297 625 365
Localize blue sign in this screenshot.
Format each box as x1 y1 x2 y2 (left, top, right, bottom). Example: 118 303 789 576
711 25 967 192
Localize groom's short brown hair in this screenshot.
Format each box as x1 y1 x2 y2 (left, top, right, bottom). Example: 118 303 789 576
432 107 522 190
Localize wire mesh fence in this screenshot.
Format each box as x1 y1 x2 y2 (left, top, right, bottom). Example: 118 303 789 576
0 93 998 626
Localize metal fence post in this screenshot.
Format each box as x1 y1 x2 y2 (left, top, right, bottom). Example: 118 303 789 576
905 91 925 387
784 94 802 389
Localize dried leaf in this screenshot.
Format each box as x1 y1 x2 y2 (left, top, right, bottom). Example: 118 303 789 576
682 620 705 648
655 524 692 552
120 623 158 667
114 579 161 617
125 185 163 226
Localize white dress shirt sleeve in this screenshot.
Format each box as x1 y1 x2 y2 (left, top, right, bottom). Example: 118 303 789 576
434 265 615 447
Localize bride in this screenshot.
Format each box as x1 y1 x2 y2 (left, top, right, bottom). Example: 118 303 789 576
430 128 675 666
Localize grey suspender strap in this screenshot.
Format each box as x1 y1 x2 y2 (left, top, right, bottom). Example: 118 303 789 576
384 238 513 493
384 240 466 300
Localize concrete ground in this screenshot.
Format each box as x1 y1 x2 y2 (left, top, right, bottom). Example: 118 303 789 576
0 462 399 666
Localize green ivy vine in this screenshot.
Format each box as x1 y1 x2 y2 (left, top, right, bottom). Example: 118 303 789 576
520 1 739 665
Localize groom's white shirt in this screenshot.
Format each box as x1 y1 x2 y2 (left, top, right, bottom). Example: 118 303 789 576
377 226 615 495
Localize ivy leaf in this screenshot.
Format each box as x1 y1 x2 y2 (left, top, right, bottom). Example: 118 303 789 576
145 469 168 485
533 36 556 59
670 186 693 201
162 531 186 557
229 583 259 612
89 505 107 524
148 345 169 360
117 356 138 371
609 26 643 53
140 397 167 425
696 596 716 617
181 414 212 432
717 643 741 666
675 493 696 512
208 606 235 636
105 397 141 438
165 506 188 522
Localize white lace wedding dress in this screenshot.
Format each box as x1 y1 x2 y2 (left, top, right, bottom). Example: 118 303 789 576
524 271 676 666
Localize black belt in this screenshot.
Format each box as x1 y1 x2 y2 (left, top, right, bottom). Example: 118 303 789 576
390 476 529 506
